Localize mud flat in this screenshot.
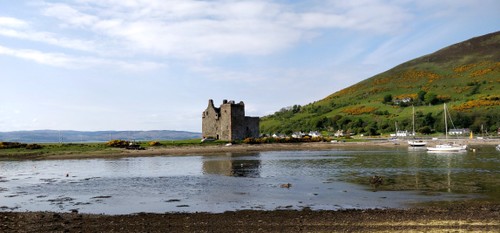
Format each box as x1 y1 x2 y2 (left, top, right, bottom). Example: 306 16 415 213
1 203 498 232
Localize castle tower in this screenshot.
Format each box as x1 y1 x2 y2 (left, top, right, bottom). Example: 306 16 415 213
202 99 259 141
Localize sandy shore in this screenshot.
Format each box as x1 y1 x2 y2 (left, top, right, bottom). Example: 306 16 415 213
1 203 498 232
31 139 500 160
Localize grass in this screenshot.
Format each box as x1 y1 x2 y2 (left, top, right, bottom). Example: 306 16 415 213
0 143 116 158
138 139 229 147
0 139 233 158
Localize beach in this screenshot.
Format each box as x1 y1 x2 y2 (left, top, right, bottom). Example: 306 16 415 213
1 203 499 232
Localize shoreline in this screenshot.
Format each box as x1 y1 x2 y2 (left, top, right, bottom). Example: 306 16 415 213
2 139 499 160
1 203 499 232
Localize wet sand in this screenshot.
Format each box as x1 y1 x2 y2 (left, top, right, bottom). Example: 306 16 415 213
1 203 498 232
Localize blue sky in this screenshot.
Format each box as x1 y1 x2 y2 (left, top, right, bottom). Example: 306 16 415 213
0 0 499 133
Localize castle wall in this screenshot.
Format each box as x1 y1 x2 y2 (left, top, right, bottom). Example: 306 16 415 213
244 117 260 138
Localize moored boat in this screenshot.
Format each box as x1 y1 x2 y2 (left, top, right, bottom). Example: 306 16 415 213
408 140 427 147
427 143 467 152
408 106 427 147
426 103 467 152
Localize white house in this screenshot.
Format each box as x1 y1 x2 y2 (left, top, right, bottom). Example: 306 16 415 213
272 133 285 138
309 131 321 138
448 128 470 136
393 97 413 105
292 132 305 139
390 130 412 137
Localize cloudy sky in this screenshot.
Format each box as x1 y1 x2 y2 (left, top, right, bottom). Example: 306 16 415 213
0 0 499 132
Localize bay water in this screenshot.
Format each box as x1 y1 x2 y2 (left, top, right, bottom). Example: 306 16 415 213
1 146 498 214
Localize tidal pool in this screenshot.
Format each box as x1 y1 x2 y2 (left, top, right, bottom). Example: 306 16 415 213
0 146 498 214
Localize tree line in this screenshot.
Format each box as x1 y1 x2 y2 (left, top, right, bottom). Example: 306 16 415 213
262 109 500 136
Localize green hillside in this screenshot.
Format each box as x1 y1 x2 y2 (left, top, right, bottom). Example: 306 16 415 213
261 31 500 136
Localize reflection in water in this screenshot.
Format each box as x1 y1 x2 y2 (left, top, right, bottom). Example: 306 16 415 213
426 151 466 193
202 153 261 177
344 147 483 195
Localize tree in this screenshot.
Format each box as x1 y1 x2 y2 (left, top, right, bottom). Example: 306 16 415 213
337 117 351 130
424 92 438 105
383 94 393 104
423 113 435 128
417 90 427 103
418 126 432 135
364 122 378 136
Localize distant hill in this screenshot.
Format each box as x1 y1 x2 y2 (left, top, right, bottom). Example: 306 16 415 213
0 130 201 143
261 31 500 135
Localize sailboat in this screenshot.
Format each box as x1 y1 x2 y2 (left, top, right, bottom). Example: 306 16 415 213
427 103 467 152
408 106 427 147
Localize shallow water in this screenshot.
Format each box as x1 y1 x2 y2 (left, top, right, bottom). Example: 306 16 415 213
0 146 498 214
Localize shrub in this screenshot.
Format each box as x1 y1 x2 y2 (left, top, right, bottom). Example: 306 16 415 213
149 141 162 146
418 126 432 135
310 137 322 142
0 142 27 149
342 106 377 115
452 99 500 111
106 140 130 148
26 144 43 150
243 137 258 144
383 94 392 104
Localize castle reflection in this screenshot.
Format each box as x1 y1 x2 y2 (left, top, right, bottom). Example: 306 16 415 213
202 153 261 178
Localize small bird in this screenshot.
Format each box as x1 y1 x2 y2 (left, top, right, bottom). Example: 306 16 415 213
369 175 383 191
280 183 292 188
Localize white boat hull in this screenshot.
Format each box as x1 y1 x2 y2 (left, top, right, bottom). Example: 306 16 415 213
427 144 467 152
408 140 427 147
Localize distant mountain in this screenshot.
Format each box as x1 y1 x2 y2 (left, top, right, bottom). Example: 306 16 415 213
261 31 500 135
0 130 201 143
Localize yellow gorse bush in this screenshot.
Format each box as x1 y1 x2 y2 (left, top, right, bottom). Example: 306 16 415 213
452 99 500 111
342 106 377 115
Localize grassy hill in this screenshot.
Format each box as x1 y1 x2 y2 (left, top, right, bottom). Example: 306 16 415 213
261 31 500 136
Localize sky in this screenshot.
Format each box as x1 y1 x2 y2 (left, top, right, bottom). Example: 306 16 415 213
0 0 499 133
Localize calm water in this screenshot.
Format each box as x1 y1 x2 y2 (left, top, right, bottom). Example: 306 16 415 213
1 146 499 214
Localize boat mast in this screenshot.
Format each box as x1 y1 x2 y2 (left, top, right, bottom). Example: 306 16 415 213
444 103 448 140
395 121 398 138
412 106 415 137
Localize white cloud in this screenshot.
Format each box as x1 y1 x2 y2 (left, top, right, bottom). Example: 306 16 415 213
0 14 99 53
0 27 97 52
0 16 28 28
34 0 414 59
0 45 73 67
0 44 164 70
0 0 418 73
42 3 99 27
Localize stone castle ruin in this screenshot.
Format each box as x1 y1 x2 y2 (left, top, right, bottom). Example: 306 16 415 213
202 99 260 141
